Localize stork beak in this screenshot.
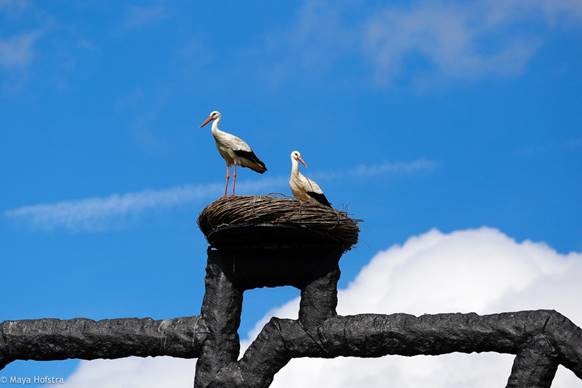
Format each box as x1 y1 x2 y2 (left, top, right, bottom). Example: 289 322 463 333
298 157 308 167
199 115 213 128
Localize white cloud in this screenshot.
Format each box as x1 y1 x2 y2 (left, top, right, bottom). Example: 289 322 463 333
5 160 434 232
59 357 195 388
54 227 582 387
0 31 40 70
249 228 582 388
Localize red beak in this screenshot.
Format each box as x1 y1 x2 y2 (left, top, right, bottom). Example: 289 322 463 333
298 157 307 167
200 115 213 128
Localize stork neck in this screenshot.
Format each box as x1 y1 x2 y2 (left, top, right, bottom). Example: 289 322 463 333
290 158 299 177
211 118 222 134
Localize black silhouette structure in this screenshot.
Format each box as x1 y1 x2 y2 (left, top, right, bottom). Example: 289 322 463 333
1 196 581 388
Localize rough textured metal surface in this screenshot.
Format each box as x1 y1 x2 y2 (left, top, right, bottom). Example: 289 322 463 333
0 316 204 367
298 263 340 330
236 310 582 388
507 335 559 388
194 253 243 388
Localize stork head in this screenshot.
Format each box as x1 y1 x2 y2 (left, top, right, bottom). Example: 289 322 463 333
291 150 307 167
199 110 221 128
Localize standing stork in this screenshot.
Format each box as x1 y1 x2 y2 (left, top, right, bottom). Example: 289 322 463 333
200 110 267 197
289 150 332 207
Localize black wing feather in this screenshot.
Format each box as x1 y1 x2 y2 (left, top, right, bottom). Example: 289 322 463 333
233 150 267 173
307 191 332 207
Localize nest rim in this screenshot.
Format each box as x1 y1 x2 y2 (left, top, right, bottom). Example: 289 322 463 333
198 195 359 251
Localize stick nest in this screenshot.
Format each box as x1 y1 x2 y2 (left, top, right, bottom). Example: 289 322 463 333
198 195 359 250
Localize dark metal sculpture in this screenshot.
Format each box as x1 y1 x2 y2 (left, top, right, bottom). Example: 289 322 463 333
1 197 581 387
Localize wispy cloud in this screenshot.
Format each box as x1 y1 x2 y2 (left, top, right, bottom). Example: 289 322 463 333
5 183 219 232
0 0 28 15
0 31 41 70
122 5 168 30
0 1 45 72
314 159 438 180
4 159 436 232
515 137 582 156
564 137 582 149
0 2 74 91
267 0 582 86
4 177 287 232
363 0 582 84
362 2 541 85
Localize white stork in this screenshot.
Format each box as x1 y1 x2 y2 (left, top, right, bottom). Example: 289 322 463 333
289 150 332 207
200 110 267 197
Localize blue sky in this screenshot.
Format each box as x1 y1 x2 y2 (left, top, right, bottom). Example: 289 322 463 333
1 1 581 386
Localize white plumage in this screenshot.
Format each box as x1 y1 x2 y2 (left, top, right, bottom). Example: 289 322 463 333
200 110 267 197
289 150 331 207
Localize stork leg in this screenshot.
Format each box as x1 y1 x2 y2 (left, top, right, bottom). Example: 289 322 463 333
232 163 237 196
224 164 231 198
